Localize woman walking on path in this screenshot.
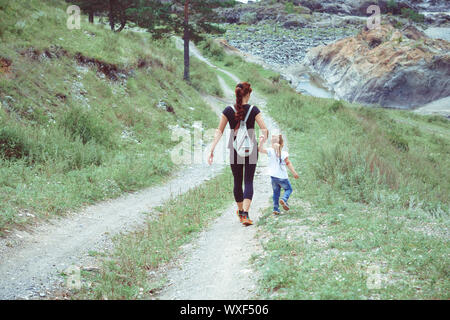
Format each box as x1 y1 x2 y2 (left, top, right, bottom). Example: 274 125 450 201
208 82 268 226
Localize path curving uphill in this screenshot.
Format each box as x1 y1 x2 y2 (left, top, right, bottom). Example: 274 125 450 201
157 39 282 300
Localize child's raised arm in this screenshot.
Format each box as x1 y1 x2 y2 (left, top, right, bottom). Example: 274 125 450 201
285 157 299 179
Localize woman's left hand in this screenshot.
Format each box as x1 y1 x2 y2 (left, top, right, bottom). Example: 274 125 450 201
208 151 214 165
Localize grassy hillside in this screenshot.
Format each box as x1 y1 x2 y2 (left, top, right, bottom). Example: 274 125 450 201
0 0 222 233
199 38 449 299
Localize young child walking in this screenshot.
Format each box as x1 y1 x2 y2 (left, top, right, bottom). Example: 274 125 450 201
259 134 299 215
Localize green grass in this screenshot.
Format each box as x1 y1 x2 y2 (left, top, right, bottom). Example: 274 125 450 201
198 37 449 299
69 169 234 300
0 0 223 233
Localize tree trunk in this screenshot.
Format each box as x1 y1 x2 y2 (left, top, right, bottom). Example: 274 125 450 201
115 18 126 33
109 0 115 31
183 0 190 82
109 0 126 32
89 9 94 24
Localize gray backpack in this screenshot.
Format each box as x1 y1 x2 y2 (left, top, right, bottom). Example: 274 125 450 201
231 105 254 157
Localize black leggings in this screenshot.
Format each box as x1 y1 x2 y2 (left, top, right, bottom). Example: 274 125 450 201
230 151 258 202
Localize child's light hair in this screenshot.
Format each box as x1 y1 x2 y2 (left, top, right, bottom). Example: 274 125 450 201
272 134 284 161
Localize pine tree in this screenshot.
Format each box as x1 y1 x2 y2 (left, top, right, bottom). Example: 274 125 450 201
170 0 235 82
119 1 235 81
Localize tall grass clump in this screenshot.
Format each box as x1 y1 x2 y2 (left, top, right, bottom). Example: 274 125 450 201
313 141 400 205
0 125 32 161
60 106 117 148
198 38 225 61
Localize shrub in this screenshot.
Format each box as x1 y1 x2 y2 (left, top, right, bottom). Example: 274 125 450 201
35 125 107 170
0 125 32 161
285 2 294 14
329 101 344 113
387 0 398 12
426 115 448 124
313 143 378 203
199 38 225 61
401 8 425 23
387 131 409 152
68 139 106 170
224 55 235 67
269 74 281 83
312 140 402 204
240 12 257 25
60 106 115 148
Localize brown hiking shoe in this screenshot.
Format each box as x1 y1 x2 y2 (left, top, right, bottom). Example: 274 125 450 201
237 210 244 223
242 216 253 226
279 199 290 211
273 210 281 215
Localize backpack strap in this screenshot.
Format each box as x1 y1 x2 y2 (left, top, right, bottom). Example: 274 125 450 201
230 106 254 123
244 105 254 123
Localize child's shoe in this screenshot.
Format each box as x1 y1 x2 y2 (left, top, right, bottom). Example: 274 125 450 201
279 199 290 211
273 210 281 215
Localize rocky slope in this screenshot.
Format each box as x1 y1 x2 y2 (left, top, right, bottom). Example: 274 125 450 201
298 0 449 15
305 24 450 108
220 1 449 19
218 22 360 66
218 0 449 26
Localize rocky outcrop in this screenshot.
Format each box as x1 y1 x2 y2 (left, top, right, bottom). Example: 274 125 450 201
282 14 309 28
300 0 449 15
217 1 450 23
305 24 450 108
424 12 450 27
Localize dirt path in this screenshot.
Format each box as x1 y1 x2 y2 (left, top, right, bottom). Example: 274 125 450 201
159 168 272 300
157 40 282 300
0 88 227 300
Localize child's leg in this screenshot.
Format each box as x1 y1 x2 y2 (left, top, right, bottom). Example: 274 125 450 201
271 177 281 212
280 179 293 203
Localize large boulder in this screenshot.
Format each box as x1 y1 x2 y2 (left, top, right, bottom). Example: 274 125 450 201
300 0 323 12
282 14 309 29
305 24 450 108
254 3 285 21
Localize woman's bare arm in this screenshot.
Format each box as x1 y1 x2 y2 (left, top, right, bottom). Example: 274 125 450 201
208 114 228 165
255 113 268 143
